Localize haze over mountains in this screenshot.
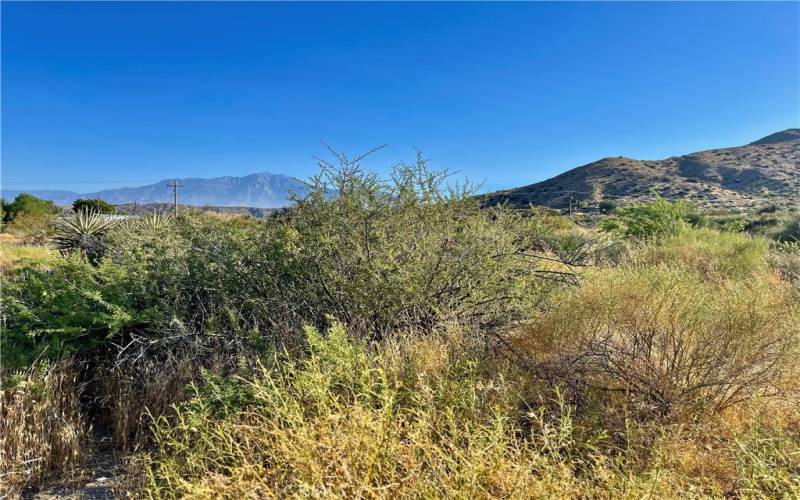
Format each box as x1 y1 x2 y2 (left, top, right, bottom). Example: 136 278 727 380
2 173 313 209
484 129 800 211
3 129 798 211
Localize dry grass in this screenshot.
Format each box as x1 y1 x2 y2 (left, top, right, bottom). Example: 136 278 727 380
0 241 57 272
514 228 799 420
633 228 770 281
0 359 92 496
143 326 707 499
4 223 799 498
93 346 234 451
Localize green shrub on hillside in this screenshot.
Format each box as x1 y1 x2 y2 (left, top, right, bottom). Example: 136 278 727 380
634 228 770 281
600 195 693 239
775 215 800 243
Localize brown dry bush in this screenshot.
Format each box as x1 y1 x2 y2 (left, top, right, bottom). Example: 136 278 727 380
0 359 92 495
513 263 799 419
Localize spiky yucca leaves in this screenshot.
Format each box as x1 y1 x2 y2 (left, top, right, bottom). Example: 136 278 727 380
115 212 174 232
52 210 119 264
137 211 174 231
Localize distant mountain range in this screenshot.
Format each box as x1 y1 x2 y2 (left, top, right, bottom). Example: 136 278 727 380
2 173 314 208
483 129 800 211
5 129 799 212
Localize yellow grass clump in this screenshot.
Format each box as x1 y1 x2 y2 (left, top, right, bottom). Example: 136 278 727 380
0 359 92 496
0 241 57 272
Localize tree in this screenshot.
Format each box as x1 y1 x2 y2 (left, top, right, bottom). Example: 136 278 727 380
3 193 59 223
73 198 116 214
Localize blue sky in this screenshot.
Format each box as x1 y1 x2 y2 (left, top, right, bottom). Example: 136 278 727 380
2 1 798 193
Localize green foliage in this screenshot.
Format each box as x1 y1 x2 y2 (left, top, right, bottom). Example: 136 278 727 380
0 256 135 370
635 228 770 281
1 193 59 241
775 215 800 243
600 194 693 239
136 211 174 231
598 200 616 214
113 212 174 234
52 210 119 264
72 198 116 214
106 156 567 337
2 193 59 223
267 154 562 332
516 231 798 418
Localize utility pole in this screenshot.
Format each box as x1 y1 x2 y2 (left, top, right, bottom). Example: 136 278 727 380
167 180 183 217
568 191 574 218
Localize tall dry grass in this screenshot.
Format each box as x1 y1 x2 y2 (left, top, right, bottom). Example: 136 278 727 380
143 325 733 499
0 359 92 496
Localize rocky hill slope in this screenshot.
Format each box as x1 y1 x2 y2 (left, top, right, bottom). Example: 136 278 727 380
483 129 800 211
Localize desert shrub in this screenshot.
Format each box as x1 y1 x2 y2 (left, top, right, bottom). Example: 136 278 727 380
600 195 693 239
261 155 565 333
2 194 59 242
72 198 116 214
633 228 770 281
52 210 120 264
769 242 800 293
106 212 264 337
0 256 136 370
513 264 799 418
0 360 92 496
756 204 779 215
774 215 800 243
105 156 569 339
114 211 174 232
598 200 616 214
143 324 698 498
92 343 238 451
2 212 56 243
2 193 59 223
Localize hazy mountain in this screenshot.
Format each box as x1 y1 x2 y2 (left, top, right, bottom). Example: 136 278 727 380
2 173 315 208
0 189 80 206
483 129 800 211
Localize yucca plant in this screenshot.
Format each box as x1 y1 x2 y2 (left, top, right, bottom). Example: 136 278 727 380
137 211 174 231
52 209 119 263
115 211 174 232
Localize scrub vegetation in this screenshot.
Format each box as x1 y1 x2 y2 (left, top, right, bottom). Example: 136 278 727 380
1 156 798 498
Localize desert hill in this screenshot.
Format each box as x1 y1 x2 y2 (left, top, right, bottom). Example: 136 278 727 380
483 129 800 211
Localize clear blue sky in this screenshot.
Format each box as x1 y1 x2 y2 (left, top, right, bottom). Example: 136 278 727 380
2 1 798 193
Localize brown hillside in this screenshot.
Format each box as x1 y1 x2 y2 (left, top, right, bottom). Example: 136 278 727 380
483 129 800 211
